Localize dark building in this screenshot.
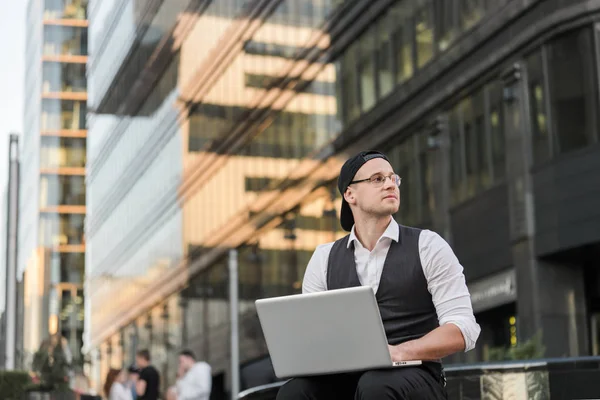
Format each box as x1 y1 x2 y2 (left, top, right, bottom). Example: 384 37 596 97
86 0 600 394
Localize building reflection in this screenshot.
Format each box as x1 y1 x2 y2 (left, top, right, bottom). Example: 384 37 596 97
87 0 345 394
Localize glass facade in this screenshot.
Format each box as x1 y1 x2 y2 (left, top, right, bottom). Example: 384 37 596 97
546 28 598 156
41 99 87 131
338 0 494 126
43 62 86 92
386 133 434 227
43 25 87 56
39 213 85 247
448 81 504 206
86 0 600 395
527 27 599 165
88 0 192 111
44 0 87 19
19 0 88 372
50 252 85 284
40 136 86 168
40 174 86 206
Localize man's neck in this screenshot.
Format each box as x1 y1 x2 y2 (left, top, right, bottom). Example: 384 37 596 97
354 216 392 251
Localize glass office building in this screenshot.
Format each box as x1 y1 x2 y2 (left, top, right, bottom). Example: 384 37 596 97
20 0 88 369
87 0 600 395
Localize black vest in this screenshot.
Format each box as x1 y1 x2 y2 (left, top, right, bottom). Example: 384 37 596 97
326 224 439 346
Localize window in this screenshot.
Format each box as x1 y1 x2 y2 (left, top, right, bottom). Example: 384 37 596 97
241 110 321 160
42 99 87 130
462 89 491 198
188 104 229 152
339 42 360 124
460 0 484 30
290 110 305 160
137 55 179 116
267 0 338 28
414 0 434 68
417 133 434 223
243 40 307 60
49 252 85 284
449 81 505 206
487 81 505 181
40 174 86 206
358 27 377 111
43 25 87 56
40 136 86 168
390 2 414 84
43 62 86 92
435 0 458 51
44 0 87 19
526 51 550 165
449 104 465 205
546 28 598 155
39 213 85 246
389 137 419 226
377 13 395 98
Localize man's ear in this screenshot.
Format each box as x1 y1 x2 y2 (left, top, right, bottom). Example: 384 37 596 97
344 188 356 205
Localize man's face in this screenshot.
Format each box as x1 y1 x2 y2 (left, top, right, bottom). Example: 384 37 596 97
135 355 147 368
345 158 400 218
178 355 193 374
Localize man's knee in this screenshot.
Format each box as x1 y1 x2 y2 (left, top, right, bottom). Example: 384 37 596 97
276 378 314 400
355 370 401 399
356 368 445 400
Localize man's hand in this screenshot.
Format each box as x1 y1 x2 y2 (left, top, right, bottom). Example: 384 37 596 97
137 379 147 396
388 323 466 361
166 386 178 400
388 344 409 362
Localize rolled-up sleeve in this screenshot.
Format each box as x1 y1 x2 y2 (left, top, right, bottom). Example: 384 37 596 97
302 242 333 294
419 230 481 352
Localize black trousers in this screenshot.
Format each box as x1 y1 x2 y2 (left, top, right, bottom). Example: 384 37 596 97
276 364 447 400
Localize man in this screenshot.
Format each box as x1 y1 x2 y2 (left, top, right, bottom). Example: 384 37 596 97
127 365 140 400
277 150 480 399
171 350 212 400
135 350 160 400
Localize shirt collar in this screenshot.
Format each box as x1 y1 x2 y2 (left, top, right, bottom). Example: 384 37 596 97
347 218 399 248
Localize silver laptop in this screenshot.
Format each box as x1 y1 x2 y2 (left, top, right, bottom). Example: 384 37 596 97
255 286 422 379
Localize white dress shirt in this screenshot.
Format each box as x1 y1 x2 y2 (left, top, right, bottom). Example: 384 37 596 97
176 361 212 400
302 219 481 352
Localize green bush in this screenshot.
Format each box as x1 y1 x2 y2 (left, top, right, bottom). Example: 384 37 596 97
488 331 546 361
0 370 33 400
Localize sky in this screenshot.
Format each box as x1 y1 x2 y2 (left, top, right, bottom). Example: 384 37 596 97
0 2 26 191
0 2 26 312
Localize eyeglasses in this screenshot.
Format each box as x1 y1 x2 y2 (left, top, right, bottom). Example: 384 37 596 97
349 173 402 188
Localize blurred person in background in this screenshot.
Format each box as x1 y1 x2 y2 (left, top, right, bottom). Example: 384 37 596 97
31 335 72 390
71 367 91 399
127 365 140 399
135 349 160 400
168 350 211 400
104 368 133 400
